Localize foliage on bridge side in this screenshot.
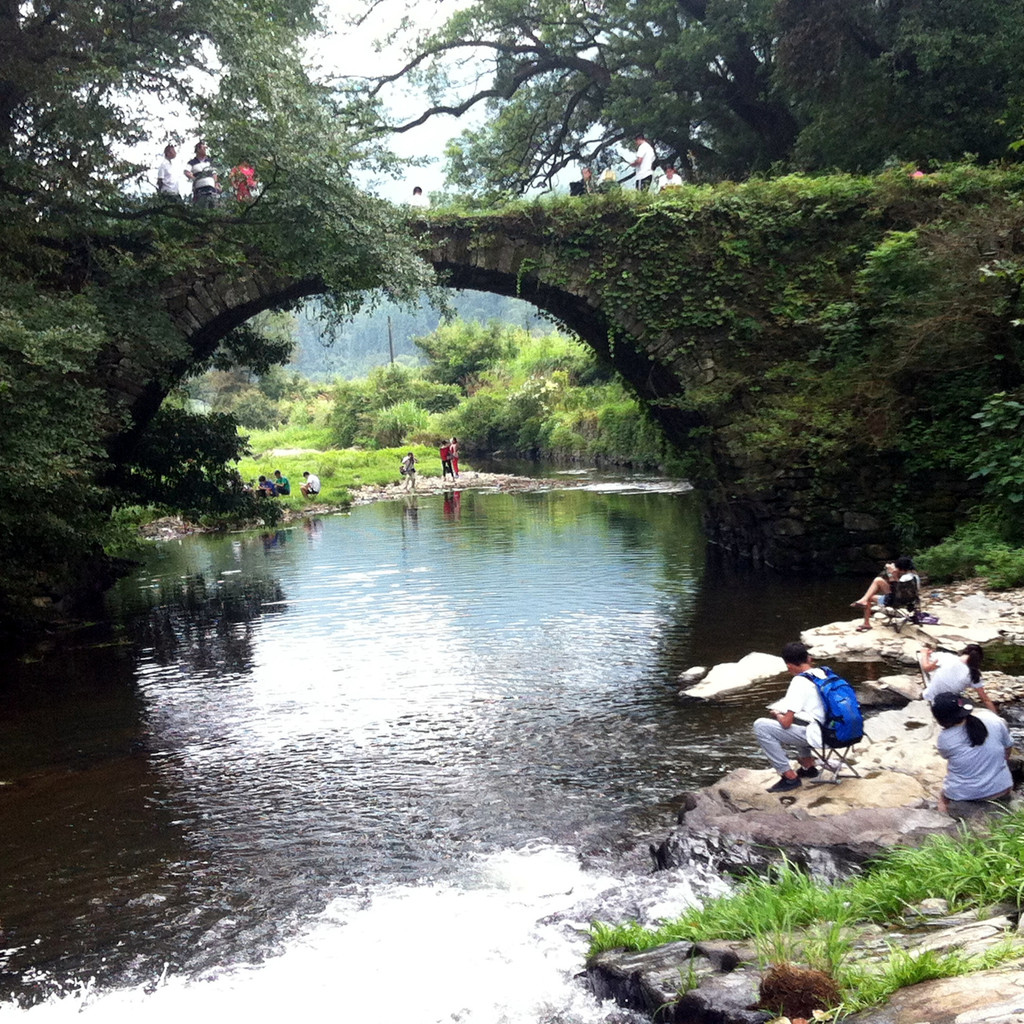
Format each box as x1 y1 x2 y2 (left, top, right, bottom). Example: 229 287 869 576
426 165 1024 566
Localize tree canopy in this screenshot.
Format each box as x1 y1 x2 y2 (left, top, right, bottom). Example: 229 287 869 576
368 0 1024 194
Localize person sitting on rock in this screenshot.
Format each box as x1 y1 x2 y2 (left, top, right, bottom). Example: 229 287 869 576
851 556 918 631
753 641 826 792
919 643 997 713
931 692 1013 818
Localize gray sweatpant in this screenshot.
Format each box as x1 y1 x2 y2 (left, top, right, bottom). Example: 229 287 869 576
753 717 813 774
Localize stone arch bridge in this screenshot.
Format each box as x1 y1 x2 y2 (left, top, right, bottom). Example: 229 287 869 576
122 196 997 570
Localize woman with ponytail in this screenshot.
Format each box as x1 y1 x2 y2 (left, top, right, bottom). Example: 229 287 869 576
920 643 997 713
931 692 1013 817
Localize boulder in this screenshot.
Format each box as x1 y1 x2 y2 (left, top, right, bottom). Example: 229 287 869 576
589 918 1024 1024
679 665 708 684
683 653 786 699
586 940 770 1024
869 674 922 702
652 703 957 880
844 966 1024 1024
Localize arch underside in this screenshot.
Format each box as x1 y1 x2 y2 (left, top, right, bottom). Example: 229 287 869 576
433 261 700 449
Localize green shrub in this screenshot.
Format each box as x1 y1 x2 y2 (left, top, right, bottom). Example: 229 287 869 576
915 511 1023 584
367 401 430 448
977 546 1024 589
232 388 285 429
414 319 519 386
589 810 1024 1014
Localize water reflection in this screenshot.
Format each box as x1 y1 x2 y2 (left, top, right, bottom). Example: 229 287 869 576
1 486 857 1011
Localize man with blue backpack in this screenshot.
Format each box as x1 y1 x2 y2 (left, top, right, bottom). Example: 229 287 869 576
753 641 864 793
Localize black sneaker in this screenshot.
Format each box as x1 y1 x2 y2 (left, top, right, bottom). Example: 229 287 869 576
767 775 802 793
797 766 819 779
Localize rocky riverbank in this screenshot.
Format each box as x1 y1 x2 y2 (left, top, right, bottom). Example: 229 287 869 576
588 585 1024 1024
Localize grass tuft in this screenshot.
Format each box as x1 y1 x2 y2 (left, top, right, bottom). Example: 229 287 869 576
588 811 1024 1013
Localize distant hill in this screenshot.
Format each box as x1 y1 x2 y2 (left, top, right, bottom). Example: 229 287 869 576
291 290 553 380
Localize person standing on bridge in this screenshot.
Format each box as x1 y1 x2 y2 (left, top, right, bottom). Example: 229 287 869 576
156 144 182 197
185 141 220 208
229 160 257 201
660 166 684 190
629 135 655 191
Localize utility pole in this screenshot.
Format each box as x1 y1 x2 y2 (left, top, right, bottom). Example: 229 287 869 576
387 315 395 365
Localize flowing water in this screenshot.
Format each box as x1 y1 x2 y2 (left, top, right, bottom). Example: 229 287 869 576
0 477 858 1022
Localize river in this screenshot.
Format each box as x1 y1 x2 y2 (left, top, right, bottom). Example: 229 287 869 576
0 475 859 1022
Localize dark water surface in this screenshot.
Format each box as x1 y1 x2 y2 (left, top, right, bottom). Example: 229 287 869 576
0 481 859 1020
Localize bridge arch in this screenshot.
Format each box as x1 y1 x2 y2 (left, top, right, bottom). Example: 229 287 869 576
123 215 698 461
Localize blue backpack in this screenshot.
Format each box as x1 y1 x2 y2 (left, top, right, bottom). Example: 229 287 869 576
802 668 863 745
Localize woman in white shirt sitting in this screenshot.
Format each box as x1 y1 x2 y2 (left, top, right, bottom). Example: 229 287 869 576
931 692 1013 817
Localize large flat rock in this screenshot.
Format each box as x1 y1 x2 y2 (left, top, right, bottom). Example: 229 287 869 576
653 703 961 879
845 966 1024 1024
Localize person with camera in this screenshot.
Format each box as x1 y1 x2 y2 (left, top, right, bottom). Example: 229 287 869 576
919 643 998 714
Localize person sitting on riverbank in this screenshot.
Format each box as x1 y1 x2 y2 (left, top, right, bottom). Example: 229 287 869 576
931 692 1013 818
851 556 918 631
273 470 290 496
301 471 320 497
257 475 277 497
753 641 826 792
919 643 998 713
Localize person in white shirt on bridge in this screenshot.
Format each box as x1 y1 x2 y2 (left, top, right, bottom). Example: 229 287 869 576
629 135 655 191
156 144 182 197
660 166 684 190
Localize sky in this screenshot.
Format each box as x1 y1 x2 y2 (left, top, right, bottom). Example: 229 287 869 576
315 0 471 202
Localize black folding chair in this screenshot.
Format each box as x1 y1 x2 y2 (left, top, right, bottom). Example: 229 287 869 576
882 572 922 633
807 722 863 785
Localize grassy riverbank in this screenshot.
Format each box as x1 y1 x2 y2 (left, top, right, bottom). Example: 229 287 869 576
234 441 447 509
590 808 1024 1014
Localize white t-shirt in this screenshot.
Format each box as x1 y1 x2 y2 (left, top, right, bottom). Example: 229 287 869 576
304 473 320 494
922 651 971 703
157 157 180 195
634 140 655 179
937 710 1012 801
408 192 430 208
769 671 826 724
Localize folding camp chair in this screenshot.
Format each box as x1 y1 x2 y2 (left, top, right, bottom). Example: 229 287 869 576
806 721 863 785
881 572 922 633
